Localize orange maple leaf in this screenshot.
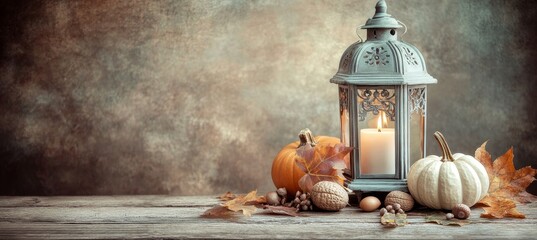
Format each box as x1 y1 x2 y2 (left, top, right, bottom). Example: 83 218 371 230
296 143 353 193
474 142 537 218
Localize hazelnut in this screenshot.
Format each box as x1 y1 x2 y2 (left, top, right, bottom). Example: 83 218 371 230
397 209 405 214
452 204 471 219
266 191 281 206
379 208 388 216
310 181 349 211
384 191 414 211
276 188 287 198
385 205 393 211
392 203 401 211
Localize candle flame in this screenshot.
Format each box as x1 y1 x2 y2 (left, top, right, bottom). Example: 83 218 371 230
377 111 388 132
377 113 382 132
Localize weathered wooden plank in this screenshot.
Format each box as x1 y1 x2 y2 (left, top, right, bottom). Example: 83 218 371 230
0 196 535 239
0 195 220 208
1 205 536 225
0 222 536 240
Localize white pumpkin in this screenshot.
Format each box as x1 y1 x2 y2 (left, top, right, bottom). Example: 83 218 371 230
408 132 489 210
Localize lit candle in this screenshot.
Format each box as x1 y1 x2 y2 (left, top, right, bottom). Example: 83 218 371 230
359 112 395 175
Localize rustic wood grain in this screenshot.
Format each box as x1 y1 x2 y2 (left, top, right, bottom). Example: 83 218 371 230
0 196 536 239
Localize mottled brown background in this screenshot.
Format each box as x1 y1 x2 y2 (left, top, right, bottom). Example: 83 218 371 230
1 0 536 196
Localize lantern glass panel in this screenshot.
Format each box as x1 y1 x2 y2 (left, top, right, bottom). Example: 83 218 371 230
339 86 350 147
356 87 396 177
408 86 427 166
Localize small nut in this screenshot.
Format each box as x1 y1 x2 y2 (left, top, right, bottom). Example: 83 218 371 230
452 204 471 219
385 205 393 211
295 191 302 198
276 188 287 198
397 209 405 214
266 191 281 206
392 203 401 211
446 213 455 220
379 208 387 216
389 209 395 214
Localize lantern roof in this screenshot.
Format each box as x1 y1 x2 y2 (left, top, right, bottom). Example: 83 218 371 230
330 0 437 86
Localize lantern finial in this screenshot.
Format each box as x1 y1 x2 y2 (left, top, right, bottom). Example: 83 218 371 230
362 0 402 29
375 0 388 15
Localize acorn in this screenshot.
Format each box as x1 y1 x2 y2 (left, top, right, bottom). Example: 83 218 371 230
452 204 471 219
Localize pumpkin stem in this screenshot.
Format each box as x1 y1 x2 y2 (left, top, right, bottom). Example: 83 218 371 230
298 128 317 147
433 131 456 162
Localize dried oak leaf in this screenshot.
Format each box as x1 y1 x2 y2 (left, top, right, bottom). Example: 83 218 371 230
296 143 353 193
425 212 469 226
202 190 266 218
474 142 537 219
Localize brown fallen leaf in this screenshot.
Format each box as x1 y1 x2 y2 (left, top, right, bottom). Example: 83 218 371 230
479 196 525 219
380 213 407 227
296 143 353 193
223 190 262 217
425 212 470 226
201 205 238 219
262 205 299 217
474 142 537 218
218 192 236 201
202 190 266 219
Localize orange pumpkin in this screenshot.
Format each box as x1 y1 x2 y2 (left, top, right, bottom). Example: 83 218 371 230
271 129 344 195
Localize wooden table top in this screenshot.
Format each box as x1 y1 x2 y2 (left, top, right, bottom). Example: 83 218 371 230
0 195 536 239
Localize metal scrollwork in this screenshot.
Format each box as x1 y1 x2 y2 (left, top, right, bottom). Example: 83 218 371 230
402 46 418 66
364 46 391 65
357 89 396 121
339 87 348 114
409 88 426 116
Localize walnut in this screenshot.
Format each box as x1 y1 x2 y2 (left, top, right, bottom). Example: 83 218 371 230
452 204 471 219
384 191 414 211
310 181 348 211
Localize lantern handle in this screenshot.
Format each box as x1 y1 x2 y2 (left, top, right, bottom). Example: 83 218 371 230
355 27 364 43
397 20 407 37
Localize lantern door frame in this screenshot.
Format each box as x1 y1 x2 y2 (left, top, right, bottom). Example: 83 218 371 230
340 84 429 192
